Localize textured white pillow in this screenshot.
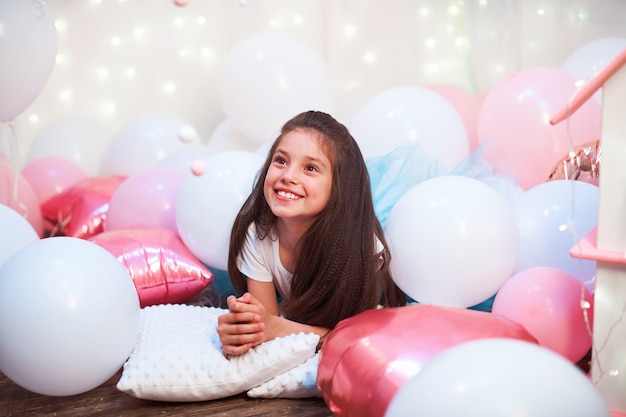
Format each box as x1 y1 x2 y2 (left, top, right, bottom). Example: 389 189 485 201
247 352 322 398
116 304 319 402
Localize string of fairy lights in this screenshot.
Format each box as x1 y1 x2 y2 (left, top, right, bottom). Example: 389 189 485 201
13 0 613 166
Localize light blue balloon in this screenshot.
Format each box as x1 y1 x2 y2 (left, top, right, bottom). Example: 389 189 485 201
512 180 599 285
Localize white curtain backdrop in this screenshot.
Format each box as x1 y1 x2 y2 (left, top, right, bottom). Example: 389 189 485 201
7 0 626 166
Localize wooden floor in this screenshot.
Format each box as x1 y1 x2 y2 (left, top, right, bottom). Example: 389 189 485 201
0 351 593 417
0 369 333 417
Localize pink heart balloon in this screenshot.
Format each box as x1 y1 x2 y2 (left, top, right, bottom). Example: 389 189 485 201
90 227 213 307
318 304 538 417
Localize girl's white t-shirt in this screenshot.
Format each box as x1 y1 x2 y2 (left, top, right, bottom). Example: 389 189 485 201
237 222 385 306
237 222 293 303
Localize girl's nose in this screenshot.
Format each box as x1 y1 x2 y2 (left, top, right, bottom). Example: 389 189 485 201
281 167 297 184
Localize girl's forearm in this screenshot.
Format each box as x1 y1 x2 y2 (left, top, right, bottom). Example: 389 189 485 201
266 315 330 348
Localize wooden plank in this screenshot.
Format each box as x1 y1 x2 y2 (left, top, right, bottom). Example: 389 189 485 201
0 349 593 416
0 369 333 417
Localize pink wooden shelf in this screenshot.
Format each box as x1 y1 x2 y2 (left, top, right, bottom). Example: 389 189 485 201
570 226 626 265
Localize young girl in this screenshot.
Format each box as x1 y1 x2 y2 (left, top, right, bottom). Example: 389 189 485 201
217 111 406 356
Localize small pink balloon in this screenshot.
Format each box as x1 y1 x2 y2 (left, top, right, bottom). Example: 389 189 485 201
426 84 481 152
477 67 601 190
318 304 538 417
90 228 213 307
174 0 188 6
21 156 87 204
492 266 594 364
191 159 206 176
105 168 185 235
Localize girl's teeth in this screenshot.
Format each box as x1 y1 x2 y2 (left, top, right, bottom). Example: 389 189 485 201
278 190 298 199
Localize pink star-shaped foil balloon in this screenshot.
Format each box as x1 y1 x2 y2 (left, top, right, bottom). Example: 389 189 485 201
90 227 213 307
40 175 126 239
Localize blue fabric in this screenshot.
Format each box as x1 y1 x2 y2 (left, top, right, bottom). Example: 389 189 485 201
367 141 521 227
366 144 445 227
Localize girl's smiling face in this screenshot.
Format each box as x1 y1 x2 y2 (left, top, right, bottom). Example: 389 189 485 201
263 128 333 229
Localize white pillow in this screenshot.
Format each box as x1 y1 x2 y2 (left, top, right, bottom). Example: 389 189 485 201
116 304 319 402
247 352 322 398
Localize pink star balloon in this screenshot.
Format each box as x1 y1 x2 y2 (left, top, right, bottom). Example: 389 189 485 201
90 227 213 307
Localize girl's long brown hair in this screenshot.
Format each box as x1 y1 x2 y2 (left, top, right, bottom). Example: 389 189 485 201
227 111 406 328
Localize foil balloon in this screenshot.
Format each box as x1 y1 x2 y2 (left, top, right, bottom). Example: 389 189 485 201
40 175 126 238
317 304 538 417
90 228 213 307
548 140 600 186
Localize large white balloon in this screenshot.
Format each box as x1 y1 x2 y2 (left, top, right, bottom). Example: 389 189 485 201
0 237 140 396
218 32 333 144
513 180 599 286
207 118 259 153
176 151 264 270
0 204 39 267
106 113 201 177
350 86 469 169
156 144 217 174
385 175 518 307
0 1 57 121
385 338 610 417
561 37 626 102
27 116 112 177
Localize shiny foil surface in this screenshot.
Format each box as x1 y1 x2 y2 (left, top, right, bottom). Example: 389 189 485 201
317 304 538 417
90 227 213 307
548 139 600 186
40 175 126 239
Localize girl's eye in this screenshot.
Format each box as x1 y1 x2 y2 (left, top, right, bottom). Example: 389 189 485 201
305 164 319 172
273 155 286 165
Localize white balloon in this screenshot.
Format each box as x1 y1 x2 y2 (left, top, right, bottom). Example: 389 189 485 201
385 338 610 417
156 144 217 174
0 237 140 396
350 86 469 169
561 37 626 102
27 115 112 176
0 203 39 267
176 151 264 270
0 1 57 121
106 113 200 177
385 175 518 307
218 32 333 144
207 118 259 152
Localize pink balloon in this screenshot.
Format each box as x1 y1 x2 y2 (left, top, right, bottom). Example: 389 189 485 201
90 228 213 307
40 175 126 238
0 160 43 236
492 266 594 364
477 67 602 190
318 304 538 417
21 157 87 204
105 168 185 236
426 84 481 152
